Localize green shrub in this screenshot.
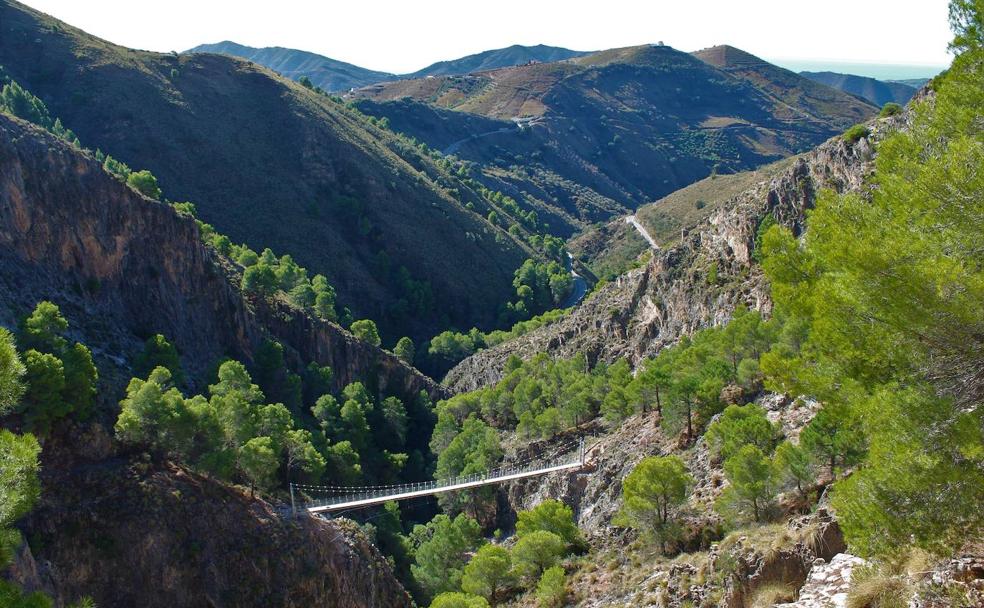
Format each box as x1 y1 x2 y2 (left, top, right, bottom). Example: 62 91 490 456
842 124 871 144
879 103 903 117
535 566 566 608
126 170 162 200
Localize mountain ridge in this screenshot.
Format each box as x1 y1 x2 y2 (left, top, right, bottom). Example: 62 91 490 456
187 40 589 91
187 40 397 91
800 70 918 106
351 43 876 234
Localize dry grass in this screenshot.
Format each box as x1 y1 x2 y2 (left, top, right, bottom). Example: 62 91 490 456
749 582 796 608
846 563 913 608
635 157 798 246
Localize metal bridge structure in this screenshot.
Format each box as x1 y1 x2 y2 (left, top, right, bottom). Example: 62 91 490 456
291 437 586 515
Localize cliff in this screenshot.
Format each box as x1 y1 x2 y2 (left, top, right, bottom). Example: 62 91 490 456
0 111 422 606
0 112 444 403
9 434 412 608
444 119 893 393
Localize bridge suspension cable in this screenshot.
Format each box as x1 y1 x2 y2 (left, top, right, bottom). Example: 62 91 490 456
291 436 585 515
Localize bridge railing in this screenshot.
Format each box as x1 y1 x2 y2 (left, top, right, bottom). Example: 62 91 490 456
292 437 584 512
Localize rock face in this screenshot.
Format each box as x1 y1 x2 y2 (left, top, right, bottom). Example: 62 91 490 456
445 120 890 393
0 113 444 403
10 447 412 608
776 553 868 608
0 109 422 607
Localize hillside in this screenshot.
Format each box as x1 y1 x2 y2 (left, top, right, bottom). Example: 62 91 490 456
0 110 430 605
569 157 799 280
406 43 589 78
801 70 918 106
445 115 892 392
187 40 396 91
0 0 531 341
352 44 878 233
692 45 878 124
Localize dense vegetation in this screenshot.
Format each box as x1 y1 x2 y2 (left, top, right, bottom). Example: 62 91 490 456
759 1 984 555
405 499 582 606
424 308 569 377
0 324 93 608
117 335 436 493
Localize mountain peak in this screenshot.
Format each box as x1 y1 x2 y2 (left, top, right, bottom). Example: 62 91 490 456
692 44 769 68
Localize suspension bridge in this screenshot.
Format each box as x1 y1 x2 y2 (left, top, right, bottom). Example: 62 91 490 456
291 437 586 515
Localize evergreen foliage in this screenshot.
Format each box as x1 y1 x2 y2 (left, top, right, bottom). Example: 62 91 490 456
616 455 692 551
16 303 98 432
511 530 566 583
134 334 184 386
410 513 483 600
351 319 382 347
126 169 162 200
717 444 777 522
534 566 566 608
461 544 516 605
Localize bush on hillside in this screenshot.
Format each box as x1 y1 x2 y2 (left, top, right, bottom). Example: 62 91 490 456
842 124 870 144
879 102 903 117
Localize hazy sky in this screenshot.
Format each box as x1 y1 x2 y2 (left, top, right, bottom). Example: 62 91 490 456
22 0 953 75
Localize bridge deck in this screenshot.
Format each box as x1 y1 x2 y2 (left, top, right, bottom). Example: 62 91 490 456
307 460 582 514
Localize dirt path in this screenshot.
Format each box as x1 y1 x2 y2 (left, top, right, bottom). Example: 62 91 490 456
625 215 660 250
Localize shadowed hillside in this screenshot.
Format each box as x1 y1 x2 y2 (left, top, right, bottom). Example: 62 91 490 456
0 0 532 341
801 70 918 106
187 40 397 91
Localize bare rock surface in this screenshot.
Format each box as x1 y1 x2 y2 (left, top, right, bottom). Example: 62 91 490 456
776 553 868 608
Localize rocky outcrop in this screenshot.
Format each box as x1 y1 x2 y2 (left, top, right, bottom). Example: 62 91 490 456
500 392 820 541
776 553 868 608
9 443 411 608
0 113 444 404
444 119 893 393
569 509 846 608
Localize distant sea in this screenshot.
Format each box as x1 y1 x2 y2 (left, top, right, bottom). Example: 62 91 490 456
769 59 949 81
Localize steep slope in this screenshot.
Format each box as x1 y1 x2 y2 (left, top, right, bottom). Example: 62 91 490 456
352 44 879 231
0 0 529 340
0 112 443 401
800 70 917 106
569 157 800 280
13 441 412 608
187 40 396 91
444 115 898 392
406 44 589 78
692 45 877 126
0 106 427 607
